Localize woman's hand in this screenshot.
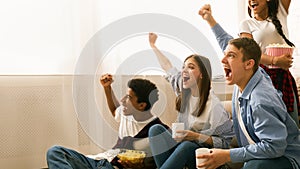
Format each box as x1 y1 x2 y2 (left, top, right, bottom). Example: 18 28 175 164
174 130 201 142
149 32 157 48
273 53 293 70
174 130 213 145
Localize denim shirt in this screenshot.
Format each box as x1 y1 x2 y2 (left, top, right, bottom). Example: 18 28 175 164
229 67 300 169
211 23 233 51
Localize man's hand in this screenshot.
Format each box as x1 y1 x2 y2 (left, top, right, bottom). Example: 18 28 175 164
198 4 217 27
100 74 113 87
196 149 231 169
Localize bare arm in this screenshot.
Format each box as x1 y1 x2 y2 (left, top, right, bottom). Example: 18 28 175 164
149 32 173 72
281 0 291 13
198 4 217 28
100 74 120 117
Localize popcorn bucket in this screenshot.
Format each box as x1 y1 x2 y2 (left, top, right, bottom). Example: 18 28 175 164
265 45 294 69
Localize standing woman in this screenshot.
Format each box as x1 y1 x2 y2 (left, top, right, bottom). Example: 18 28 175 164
239 0 299 126
148 33 234 169
199 0 300 126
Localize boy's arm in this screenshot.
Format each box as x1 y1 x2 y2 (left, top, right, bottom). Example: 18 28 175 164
100 74 120 117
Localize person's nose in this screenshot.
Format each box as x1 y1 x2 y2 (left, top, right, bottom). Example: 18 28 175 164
120 95 126 103
182 66 188 73
221 56 227 64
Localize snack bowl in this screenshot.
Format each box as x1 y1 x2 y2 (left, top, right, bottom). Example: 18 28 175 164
117 149 146 165
266 43 294 69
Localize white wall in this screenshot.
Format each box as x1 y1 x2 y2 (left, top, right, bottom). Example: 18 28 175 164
0 0 240 76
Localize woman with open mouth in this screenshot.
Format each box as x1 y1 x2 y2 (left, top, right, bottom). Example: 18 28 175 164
147 32 234 169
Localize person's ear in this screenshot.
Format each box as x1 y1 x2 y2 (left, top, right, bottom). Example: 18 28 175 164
138 102 147 111
245 59 255 70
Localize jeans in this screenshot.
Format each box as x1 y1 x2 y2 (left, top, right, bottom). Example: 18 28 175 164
149 124 199 169
46 145 102 169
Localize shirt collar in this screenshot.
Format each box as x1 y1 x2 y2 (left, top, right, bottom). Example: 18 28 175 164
240 67 265 100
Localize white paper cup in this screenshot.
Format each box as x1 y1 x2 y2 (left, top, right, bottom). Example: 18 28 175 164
195 148 210 169
171 122 184 138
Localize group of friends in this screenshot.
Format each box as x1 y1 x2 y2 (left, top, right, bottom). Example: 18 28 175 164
46 0 300 169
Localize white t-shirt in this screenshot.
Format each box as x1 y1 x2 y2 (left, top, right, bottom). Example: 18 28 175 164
239 0 288 53
115 106 157 139
87 107 157 160
114 106 157 153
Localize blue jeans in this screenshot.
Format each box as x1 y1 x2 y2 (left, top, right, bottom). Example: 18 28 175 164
46 145 103 169
149 124 199 169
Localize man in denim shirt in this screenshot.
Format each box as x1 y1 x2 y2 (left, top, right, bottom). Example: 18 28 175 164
196 38 300 169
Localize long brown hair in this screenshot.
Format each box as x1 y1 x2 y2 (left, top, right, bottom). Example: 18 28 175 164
248 0 295 47
175 54 212 117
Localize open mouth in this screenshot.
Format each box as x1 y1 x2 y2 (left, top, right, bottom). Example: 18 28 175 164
183 76 190 82
224 68 232 78
250 2 258 8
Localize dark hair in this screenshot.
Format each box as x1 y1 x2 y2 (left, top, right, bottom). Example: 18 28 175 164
229 37 262 71
176 54 211 117
248 0 295 47
127 78 158 111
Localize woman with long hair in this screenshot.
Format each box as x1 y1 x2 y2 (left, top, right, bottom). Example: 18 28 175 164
148 33 234 169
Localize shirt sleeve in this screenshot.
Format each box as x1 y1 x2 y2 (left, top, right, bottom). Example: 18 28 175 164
114 106 122 123
230 104 288 162
210 103 234 148
211 23 234 51
200 97 234 148
238 19 251 36
165 67 182 96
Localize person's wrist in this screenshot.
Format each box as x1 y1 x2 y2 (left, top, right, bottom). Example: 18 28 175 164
207 17 217 27
103 85 112 90
224 149 231 162
271 56 277 66
271 56 274 65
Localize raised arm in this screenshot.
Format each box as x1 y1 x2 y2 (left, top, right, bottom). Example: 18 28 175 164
100 74 120 117
281 0 291 13
149 32 173 72
198 4 233 51
198 4 217 28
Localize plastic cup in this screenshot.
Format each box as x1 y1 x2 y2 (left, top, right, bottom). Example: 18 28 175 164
171 122 184 138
